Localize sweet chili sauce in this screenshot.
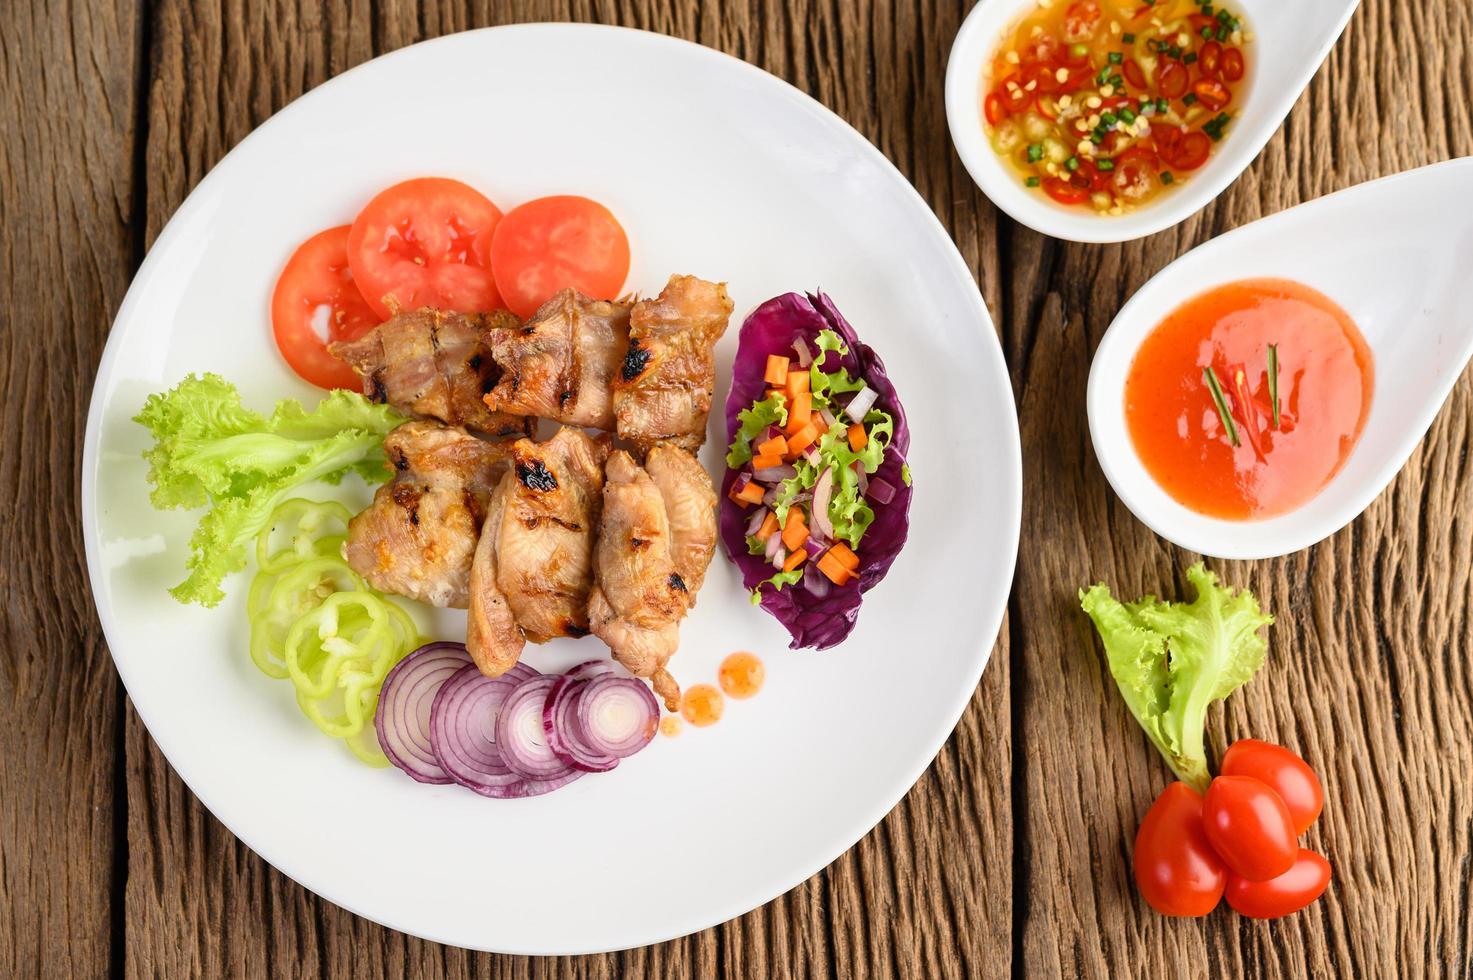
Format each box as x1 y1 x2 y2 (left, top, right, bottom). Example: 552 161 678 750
718 652 765 699
1124 278 1373 520
680 684 726 727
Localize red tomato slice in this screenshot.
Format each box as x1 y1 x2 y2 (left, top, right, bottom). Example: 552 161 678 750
1225 850 1332 919
347 177 504 320
489 196 632 319
1133 783 1227 917
1220 739 1325 834
271 225 382 389
1201 775 1299 882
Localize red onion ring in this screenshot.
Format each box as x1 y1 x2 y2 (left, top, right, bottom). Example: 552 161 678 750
428 664 524 795
575 677 659 759
543 677 619 773
495 676 575 781
564 659 621 682
374 642 472 784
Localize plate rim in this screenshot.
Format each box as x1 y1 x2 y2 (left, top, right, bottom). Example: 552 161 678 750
81 21 1023 954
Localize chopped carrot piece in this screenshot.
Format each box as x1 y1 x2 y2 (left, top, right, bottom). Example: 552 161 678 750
764 355 790 386
751 452 784 471
756 511 780 542
827 541 860 571
817 552 854 585
785 369 810 398
783 548 809 572
784 391 812 435
756 435 788 458
781 508 808 551
786 423 819 456
848 423 868 451
729 481 765 507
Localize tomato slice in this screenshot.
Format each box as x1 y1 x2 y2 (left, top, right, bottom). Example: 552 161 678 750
271 225 382 389
490 196 631 319
1043 177 1090 205
346 177 504 320
1166 131 1212 170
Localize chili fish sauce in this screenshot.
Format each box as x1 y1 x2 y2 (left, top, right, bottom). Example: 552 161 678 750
1124 278 1374 520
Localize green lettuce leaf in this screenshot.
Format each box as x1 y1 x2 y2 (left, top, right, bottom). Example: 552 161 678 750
1079 563 1272 792
809 329 869 405
135 374 403 607
725 393 789 468
749 568 803 603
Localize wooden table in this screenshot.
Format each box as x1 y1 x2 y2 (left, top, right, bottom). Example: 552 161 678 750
6 1 1471 976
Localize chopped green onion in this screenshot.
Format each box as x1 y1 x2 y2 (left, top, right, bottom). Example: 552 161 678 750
1027 143 1044 162
1183 92 1198 105
1108 52 1123 65
1026 176 1041 188
1203 367 1240 447
1201 26 1215 38
1065 156 1080 172
1102 111 1119 125
1184 52 1198 64
1216 24 1228 40
1110 73 1124 88
1097 159 1116 171
1156 97 1169 112
1122 32 1136 43
1120 107 1138 123
1267 344 1281 428
1160 171 1175 184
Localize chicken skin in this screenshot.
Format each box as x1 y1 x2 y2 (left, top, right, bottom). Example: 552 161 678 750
613 275 733 453
343 421 509 608
465 474 524 677
482 290 631 431
645 445 718 598
330 308 531 438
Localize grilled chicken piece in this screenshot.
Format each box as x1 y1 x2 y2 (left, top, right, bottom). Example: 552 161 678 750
482 290 631 431
330 308 531 438
343 421 509 608
614 275 733 453
587 451 692 710
645 445 718 599
465 474 524 677
494 427 611 643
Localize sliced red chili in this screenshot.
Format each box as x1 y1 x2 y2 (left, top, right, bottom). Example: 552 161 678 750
1157 60 1189 99
1024 62 1063 95
985 93 1007 125
998 74 1033 112
1221 48 1246 82
1199 41 1223 79
1042 177 1090 204
1123 58 1148 90
1166 131 1211 170
1193 78 1232 110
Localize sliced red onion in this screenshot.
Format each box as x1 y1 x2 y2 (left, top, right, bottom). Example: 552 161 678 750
792 337 813 367
868 476 897 505
802 446 821 464
753 464 797 483
495 676 575 781
765 531 785 561
428 665 524 794
803 560 833 598
565 659 621 682
762 487 780 507
771 544 787 569
844 385 878 422
856 466 869 496
744 505 770 537
811 468 835 539
543 677 619 773
805 532 830 554
375 642 472 784
761 424 783 443
818 407 837 429
576 677 659 759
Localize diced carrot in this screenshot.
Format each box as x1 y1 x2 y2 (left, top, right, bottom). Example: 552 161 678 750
756 511 780 542
781 508 808 551
784 391 812 434
729 481 765 507
756 435 788 458
785 369 810 398
786 423 819 456
817 552 854 585
827 541 860 571
751 452 785 471
783 548 809 572
764 355 790 387
847 423 868 451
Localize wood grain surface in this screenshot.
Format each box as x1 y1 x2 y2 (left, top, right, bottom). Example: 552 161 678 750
1 0 1469 976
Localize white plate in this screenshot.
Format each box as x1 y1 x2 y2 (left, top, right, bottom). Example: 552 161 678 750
83 24 1021 954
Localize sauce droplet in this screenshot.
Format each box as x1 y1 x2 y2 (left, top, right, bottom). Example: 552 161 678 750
680 684 725 727
660 715 683 738
718 651 766 700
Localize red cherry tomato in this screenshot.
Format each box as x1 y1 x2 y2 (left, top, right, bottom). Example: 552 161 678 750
489 196 631 319
1063 1 1101 41
346 177 504 320
1202 776 1299 882
1221 47 1246 82
271 225 381 389
1166 131 1212 170
1042 177 1090 205
1198 40 1223 79
1133 782 1227 917
1220 739 1324 834
1192 78 1233 110
1123 58 1148 90
1225 849 1332 919
985 93 1008 125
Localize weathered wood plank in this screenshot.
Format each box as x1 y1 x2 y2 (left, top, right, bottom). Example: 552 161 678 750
1010 1 1473 976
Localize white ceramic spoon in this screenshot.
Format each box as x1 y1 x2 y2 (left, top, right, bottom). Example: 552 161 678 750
1088 158 1473 559
946 0 1362 243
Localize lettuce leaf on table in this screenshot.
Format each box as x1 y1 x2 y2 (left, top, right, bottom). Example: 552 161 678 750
135 374 402 607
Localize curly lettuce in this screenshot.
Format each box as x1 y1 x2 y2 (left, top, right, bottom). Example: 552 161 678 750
1080 563 1273 792
135 374 403 607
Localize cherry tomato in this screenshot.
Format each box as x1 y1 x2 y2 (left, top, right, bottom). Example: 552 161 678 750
271 225 381 389
998 74 1034 113
1133 782 1227 917
1192 78 1233 111
1042 177 1090 205
1123 58 1148 90
1221 47 1246 82
1198 40 1223 79
1202 776 1299 882
1062 1 1101 42
489 196 631 318
985 93 1008 125
1166 131 1212 170
1220 739 1324 834
1023 62 1063 95
346 177 504 319
1111 148 1162 202
1157 60 1189 99
1225 849 1332 919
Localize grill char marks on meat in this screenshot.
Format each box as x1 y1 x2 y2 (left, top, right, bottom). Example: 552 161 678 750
344 421 511 609
483 289 631 431
613 275 733 453
330 308 531 438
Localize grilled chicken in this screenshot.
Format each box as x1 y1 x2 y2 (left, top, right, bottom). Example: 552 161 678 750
344 421 510 608
494 427 611 643
587 451 693 710
465 474 524 677
330 308 531 438
645 445 718 598
482 290 631 431
613 275 733 453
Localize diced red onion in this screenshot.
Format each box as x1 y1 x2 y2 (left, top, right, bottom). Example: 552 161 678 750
867 476 897 505
762 487 780 507
495 676 576 781
744 506 770 537
731 471 752 494
811 468 835 539
802 560 832 598
819 407 837 429
565 659 621 682
792 337 813 368
765 530 785 561
761 424 783 443
543 677 618 773
753 464 797 483
802 446 820 464
771 544 787 569
575 677 659 759
375 642 472 784
428 665 527 795
856 467 869 496
845 385 878 422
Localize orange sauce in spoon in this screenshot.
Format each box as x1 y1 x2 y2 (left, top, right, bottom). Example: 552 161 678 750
1124 278 1374 520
